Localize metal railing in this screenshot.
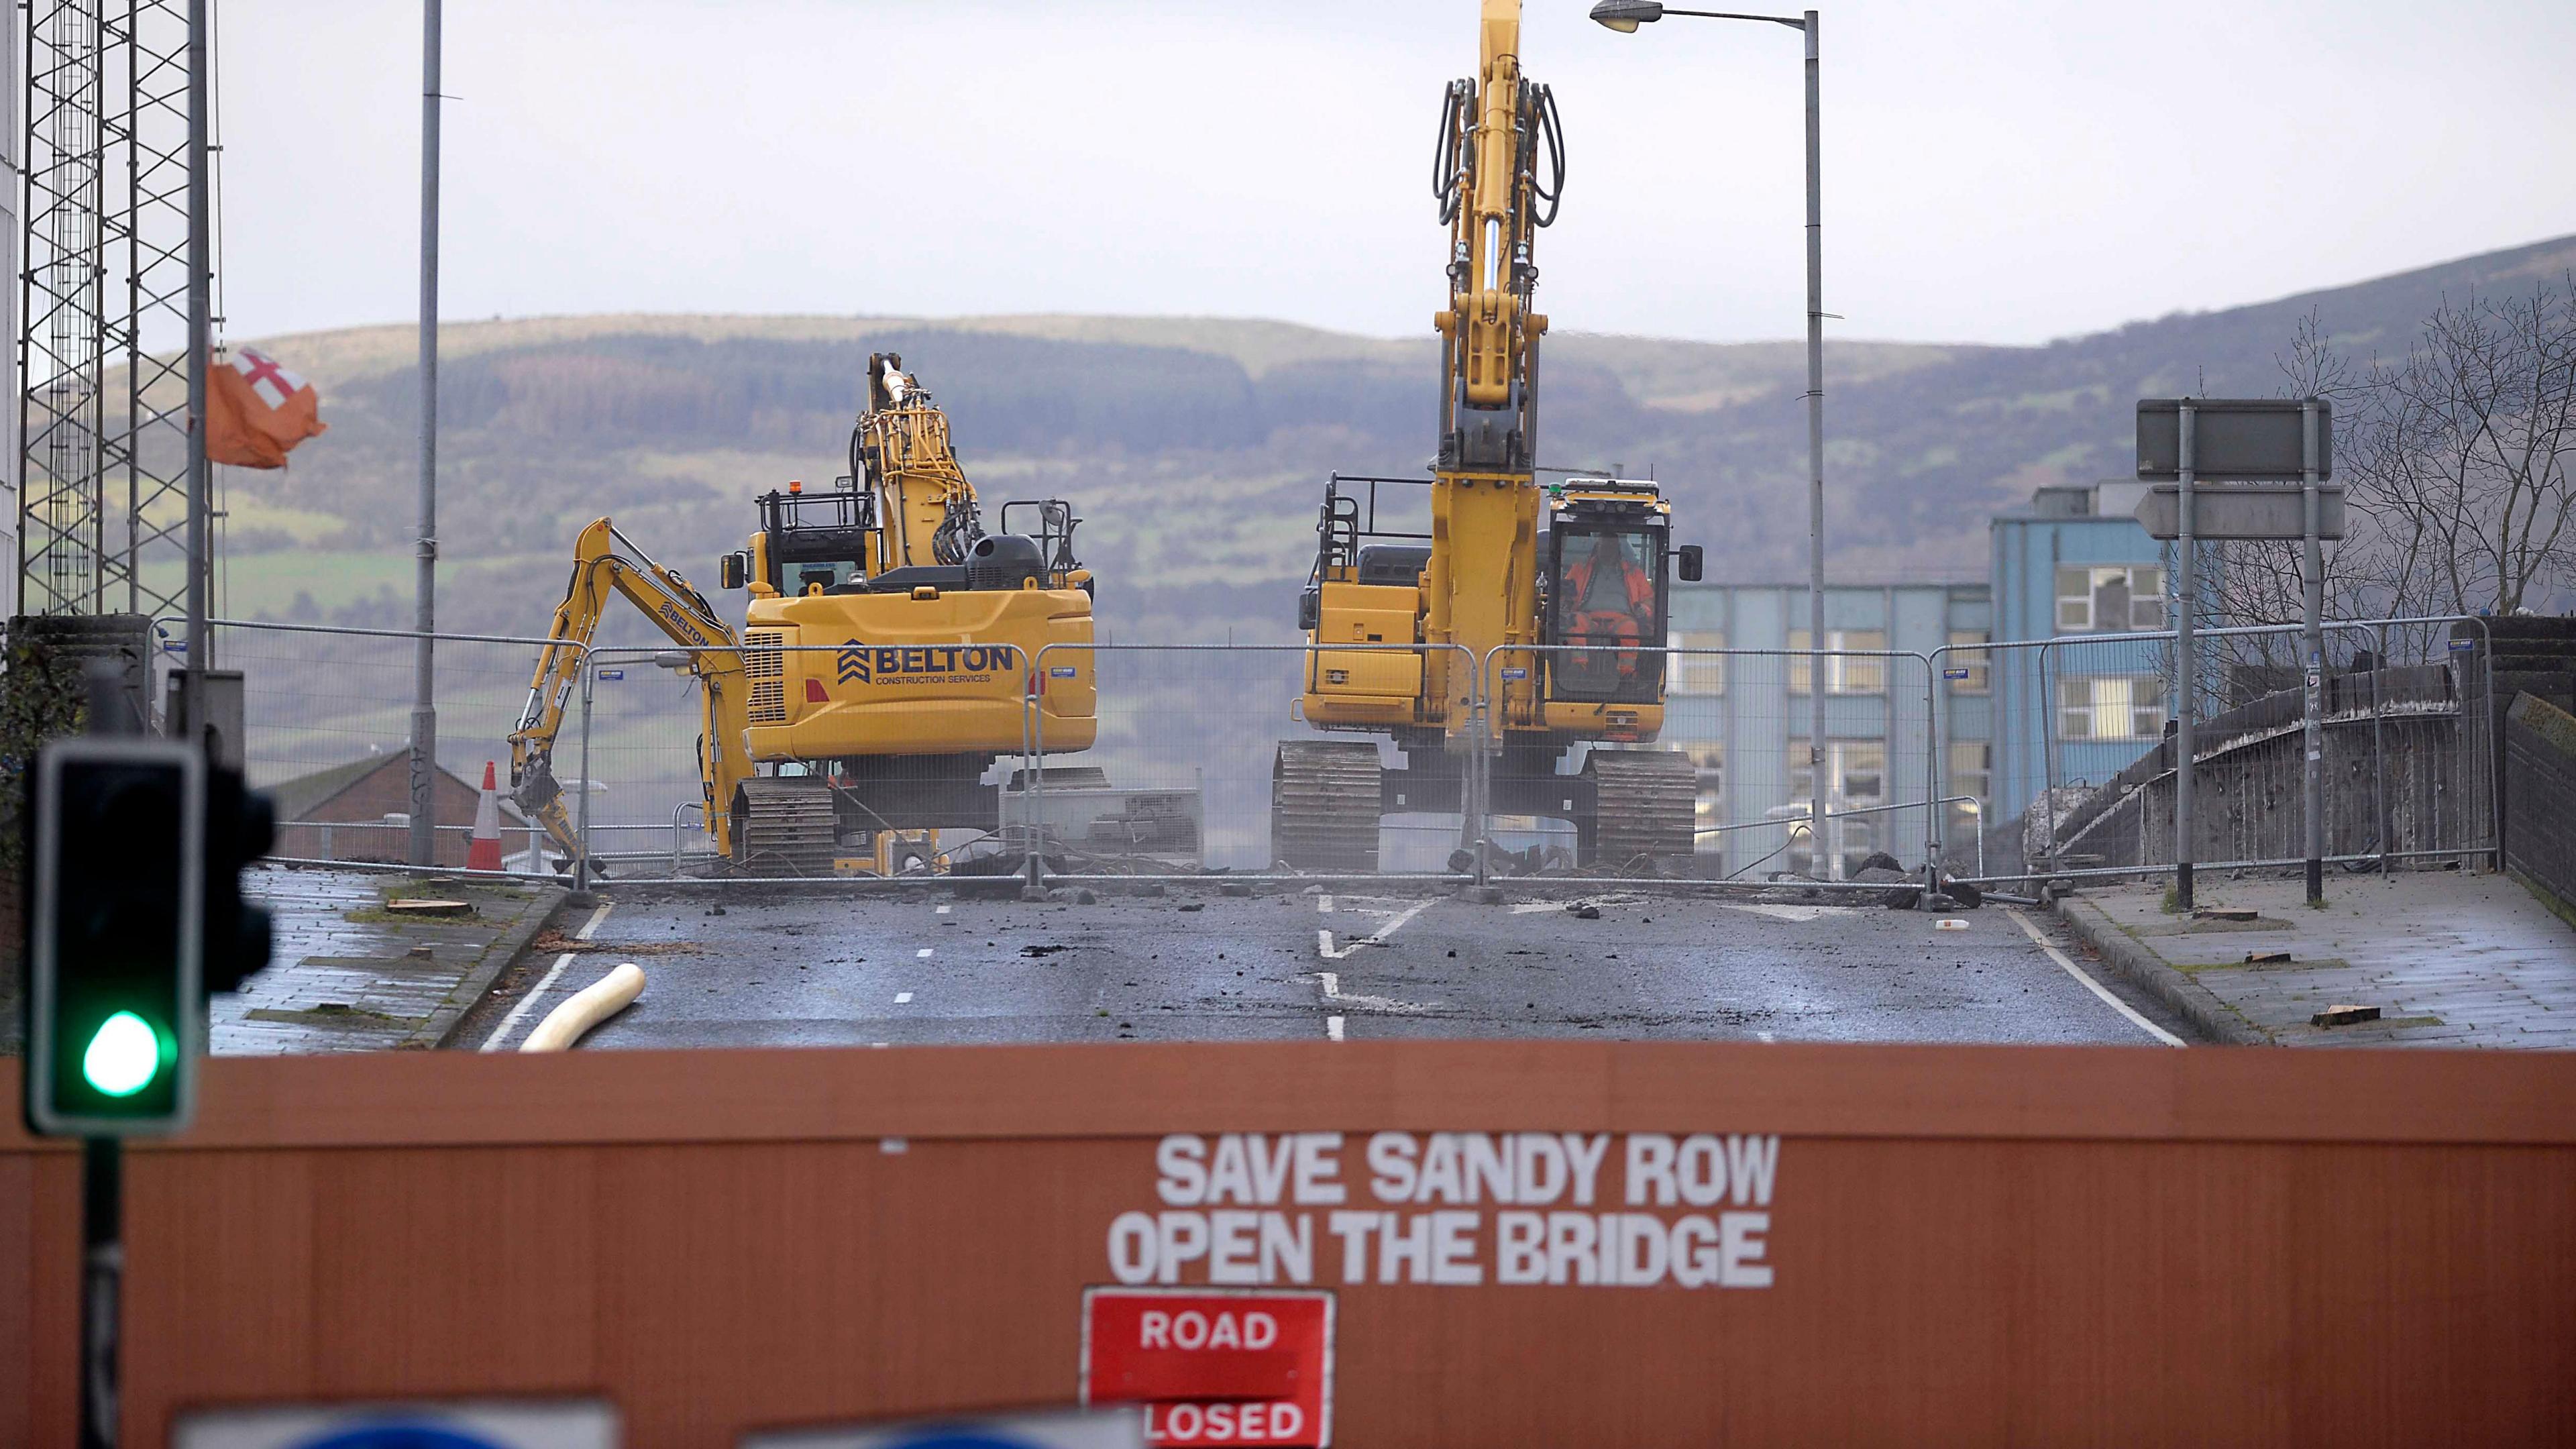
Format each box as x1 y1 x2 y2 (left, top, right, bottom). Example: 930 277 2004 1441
1939 614 2498 888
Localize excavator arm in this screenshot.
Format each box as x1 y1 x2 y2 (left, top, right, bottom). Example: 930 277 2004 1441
1433 0 1564 470
507 518 755 870
851 352 983 574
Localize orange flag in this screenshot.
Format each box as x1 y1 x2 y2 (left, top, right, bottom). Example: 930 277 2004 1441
206 345 327 468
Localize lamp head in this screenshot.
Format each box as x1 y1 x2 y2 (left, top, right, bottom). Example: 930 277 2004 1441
1590 0 1665 32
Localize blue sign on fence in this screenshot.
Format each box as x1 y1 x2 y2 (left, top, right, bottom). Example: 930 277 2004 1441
174 1401 614 1449
741 1406 1144 1449
596 669 626 681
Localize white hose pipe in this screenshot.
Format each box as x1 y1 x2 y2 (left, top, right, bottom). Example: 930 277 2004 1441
521 963 644 1052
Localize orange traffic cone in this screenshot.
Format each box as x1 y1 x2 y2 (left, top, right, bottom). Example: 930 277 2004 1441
469 761 504 873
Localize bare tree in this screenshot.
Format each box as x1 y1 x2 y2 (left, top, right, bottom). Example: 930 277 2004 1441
2336 276 2576 620
2187 280 2576 702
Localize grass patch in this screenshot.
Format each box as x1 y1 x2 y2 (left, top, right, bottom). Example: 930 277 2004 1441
338 877 534 926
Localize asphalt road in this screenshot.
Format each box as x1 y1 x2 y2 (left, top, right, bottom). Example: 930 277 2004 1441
455 882 2200 1051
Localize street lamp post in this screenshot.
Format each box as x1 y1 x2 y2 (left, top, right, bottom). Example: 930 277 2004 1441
410 0 443 867
1591 1 1831 877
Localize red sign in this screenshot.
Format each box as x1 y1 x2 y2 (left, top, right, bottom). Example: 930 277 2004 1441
1081 1287 1334 1447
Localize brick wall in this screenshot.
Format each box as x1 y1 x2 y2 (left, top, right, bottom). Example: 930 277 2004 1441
2505 691 2576 916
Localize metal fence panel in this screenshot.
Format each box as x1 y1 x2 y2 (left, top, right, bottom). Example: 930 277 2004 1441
205 619 566 873
1024 642 1483 883
1485 645 1942 887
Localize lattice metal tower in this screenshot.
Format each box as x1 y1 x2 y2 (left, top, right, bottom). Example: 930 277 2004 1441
17 0 197 619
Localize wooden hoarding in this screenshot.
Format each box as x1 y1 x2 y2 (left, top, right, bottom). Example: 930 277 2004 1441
3 1041 2574 1446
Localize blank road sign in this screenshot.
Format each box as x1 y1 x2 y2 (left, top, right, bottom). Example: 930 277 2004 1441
2137 399 2332 481
2133 482 2345 541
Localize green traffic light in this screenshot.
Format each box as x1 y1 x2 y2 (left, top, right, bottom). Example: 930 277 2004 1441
81 1010 164 1097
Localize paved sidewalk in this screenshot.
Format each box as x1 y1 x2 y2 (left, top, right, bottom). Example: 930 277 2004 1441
213 865 565 1054
2063 871 2576 1048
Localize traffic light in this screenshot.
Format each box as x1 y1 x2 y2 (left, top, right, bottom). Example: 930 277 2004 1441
203 765 276 996
23 739 204 1136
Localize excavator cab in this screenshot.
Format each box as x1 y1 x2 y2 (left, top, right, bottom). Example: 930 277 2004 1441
1537 481 1703 706
1545 526 1664 704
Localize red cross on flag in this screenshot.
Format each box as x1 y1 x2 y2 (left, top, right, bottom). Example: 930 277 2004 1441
207 345 328 468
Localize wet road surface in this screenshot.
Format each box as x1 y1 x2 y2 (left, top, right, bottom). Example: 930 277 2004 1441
457 883 2199 1051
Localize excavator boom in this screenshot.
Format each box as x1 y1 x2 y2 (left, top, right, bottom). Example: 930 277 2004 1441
508 518 755 870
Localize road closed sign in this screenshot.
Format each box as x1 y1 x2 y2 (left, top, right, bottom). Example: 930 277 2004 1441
1081 1287 1333 1448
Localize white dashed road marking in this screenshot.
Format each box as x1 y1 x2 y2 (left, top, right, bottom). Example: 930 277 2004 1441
1309 968 1426 1015
916 948 934 959
1326 1015 1346 1042
1723 902 1860 923
2005 907 2185 1046
480 901 612 1052
1316 897 1434 960
1509 892 1645 916
894 991 914 1005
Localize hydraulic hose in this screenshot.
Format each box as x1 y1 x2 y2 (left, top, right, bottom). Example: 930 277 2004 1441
1528 83 1565 229
1432 80 1468 224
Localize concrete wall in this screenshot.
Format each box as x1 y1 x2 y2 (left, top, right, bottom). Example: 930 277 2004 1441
2506 692 2576 916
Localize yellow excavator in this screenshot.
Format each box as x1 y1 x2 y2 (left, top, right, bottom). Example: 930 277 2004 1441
508 353 1100 875
1279 0 1703 872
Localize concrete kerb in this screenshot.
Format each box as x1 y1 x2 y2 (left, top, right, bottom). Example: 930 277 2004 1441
416 879 575 1049
2051 892 2267 1046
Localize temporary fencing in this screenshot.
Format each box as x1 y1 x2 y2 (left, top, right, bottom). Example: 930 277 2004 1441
1487 643 1944 888
193 619 576 876
570 647 732 879
192 614 2501 899
1019 641 1485 885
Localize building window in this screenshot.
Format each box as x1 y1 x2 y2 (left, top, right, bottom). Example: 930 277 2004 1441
1669 629 1726 695
2057 675 2167 741
1788 629 1888 695
1947 741 1990 839
2055 566 2165 633
1945 631 1990 693
1687 743 1723 853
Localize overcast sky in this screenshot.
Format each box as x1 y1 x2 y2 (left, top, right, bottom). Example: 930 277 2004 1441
215 0 2576 349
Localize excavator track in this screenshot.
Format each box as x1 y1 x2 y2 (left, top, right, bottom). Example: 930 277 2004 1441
731 776 841 877
1582 749 1697 870
1272 741 1384 873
